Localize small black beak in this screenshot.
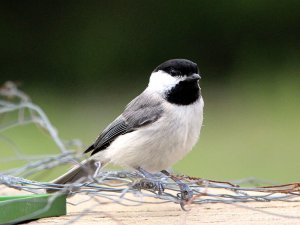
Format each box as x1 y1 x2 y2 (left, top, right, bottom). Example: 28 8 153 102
186 73 201 81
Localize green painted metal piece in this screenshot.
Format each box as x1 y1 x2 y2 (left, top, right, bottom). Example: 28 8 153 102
0 194 66 224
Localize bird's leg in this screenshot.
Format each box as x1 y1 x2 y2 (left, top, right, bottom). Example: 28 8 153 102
161 170 193 210
136 167 164 195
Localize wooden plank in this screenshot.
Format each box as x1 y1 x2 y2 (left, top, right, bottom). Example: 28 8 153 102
2 186 300 225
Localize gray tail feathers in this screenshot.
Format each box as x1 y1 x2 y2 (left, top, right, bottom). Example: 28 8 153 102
46 159 98 193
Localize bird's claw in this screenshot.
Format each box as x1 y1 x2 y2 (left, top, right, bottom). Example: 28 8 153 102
154 181 165 195
133 179 165 195
177 183 193 211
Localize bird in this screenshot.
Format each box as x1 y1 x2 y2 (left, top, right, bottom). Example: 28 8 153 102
48 59 204 206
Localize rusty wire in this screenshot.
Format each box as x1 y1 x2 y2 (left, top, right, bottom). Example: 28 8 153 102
1 81 300 223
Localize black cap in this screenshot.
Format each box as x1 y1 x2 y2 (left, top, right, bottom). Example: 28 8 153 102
154 59 199 77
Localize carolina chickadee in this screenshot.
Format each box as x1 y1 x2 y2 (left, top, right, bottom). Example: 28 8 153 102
49 59 204 205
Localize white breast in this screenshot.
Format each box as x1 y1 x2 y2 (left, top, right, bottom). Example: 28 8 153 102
96 97 204 172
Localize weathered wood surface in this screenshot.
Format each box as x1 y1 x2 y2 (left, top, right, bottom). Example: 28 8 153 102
2 186 300 225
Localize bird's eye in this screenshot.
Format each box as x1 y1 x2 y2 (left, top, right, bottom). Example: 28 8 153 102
170 68 181 76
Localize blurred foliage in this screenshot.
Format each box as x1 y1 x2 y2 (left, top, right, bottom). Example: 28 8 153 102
1 0 300 92
1 1 300 182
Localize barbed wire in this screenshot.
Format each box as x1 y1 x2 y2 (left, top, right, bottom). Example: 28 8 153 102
1 81 300 223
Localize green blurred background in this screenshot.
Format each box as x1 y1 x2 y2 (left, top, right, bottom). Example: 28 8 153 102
1 1 300 183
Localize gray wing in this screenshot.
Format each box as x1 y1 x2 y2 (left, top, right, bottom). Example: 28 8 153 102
85 92 163 156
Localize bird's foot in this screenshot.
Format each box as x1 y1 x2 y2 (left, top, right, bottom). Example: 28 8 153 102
161 170 193 210
152 180 165 195
136 179 165 195
135 167 165 195
177 182 193 210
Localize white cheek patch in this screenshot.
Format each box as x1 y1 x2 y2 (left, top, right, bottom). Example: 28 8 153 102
147 70 185 93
